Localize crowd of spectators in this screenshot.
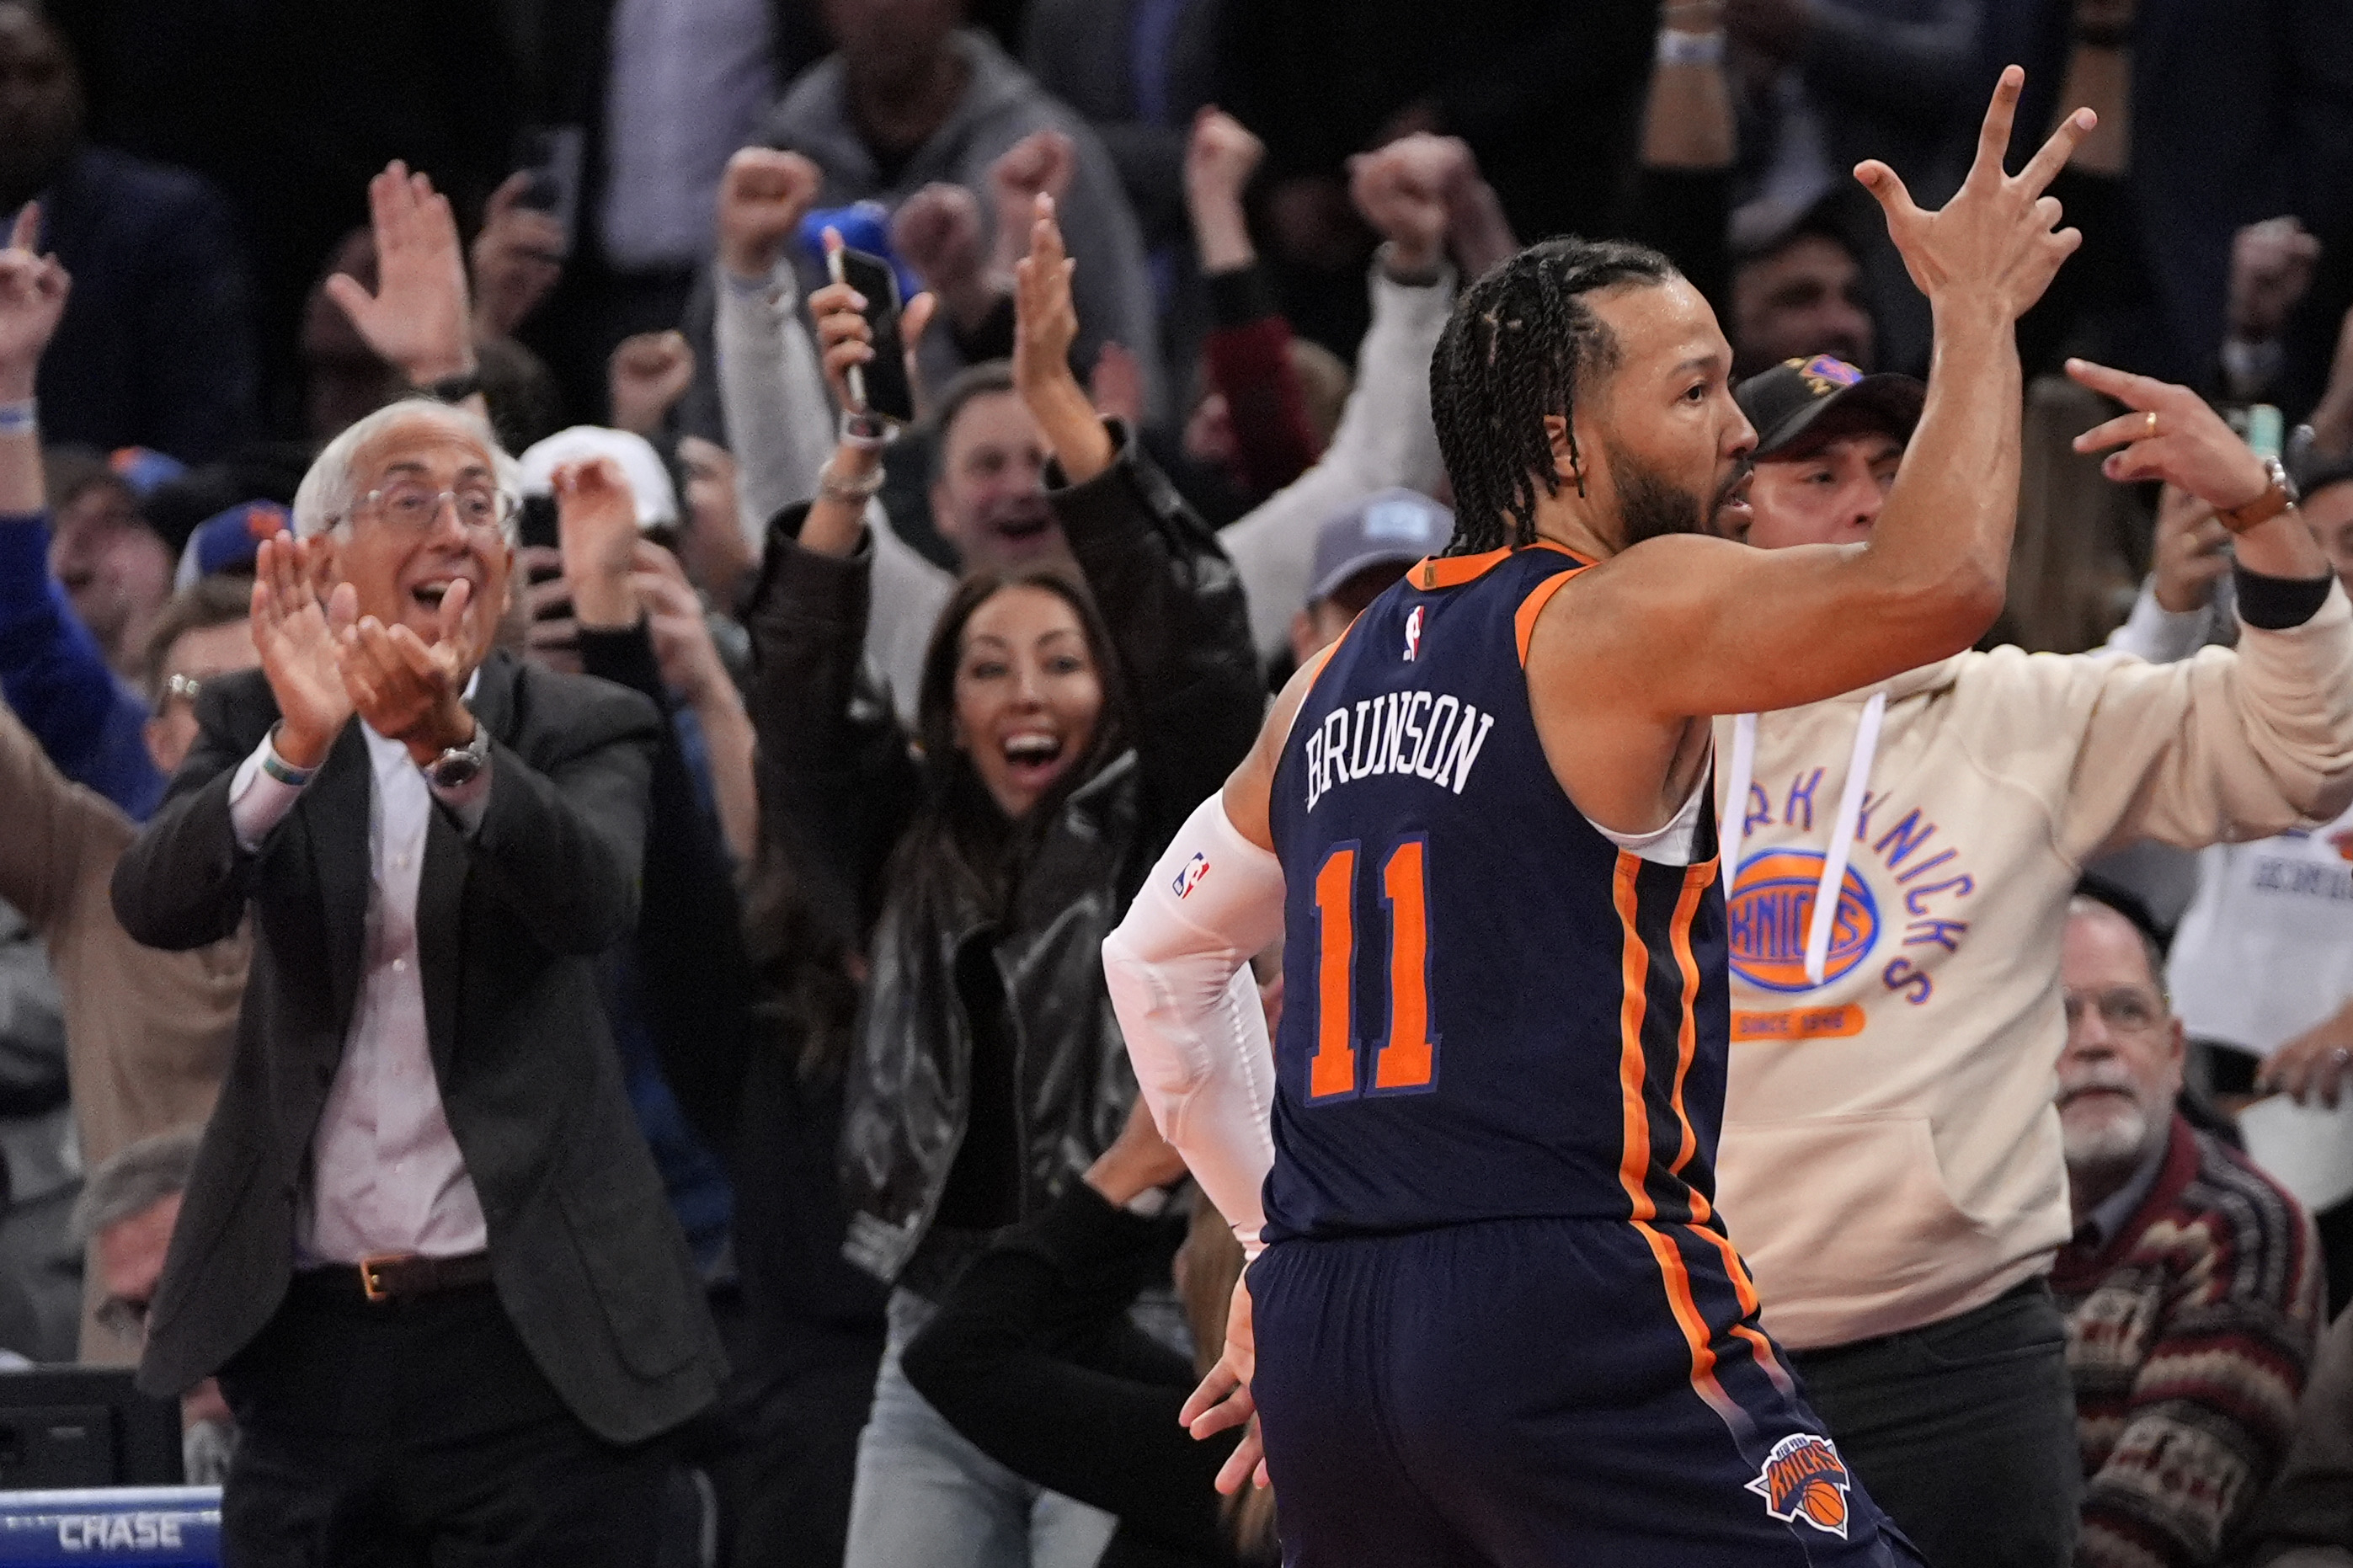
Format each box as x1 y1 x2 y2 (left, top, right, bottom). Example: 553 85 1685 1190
1 0 2352 1564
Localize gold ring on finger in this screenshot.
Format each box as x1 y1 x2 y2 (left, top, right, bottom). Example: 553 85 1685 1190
2144 410 2159 440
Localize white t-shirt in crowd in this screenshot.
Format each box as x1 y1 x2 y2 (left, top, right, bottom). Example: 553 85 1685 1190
2169 797 2353 1057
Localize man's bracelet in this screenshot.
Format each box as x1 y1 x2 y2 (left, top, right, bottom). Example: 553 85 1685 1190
817 455 886 507
1656 27 1726 66
261 724 316 787
0 398 35 438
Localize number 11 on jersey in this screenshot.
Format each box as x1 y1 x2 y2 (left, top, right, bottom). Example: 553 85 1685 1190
1308 836 1438 1101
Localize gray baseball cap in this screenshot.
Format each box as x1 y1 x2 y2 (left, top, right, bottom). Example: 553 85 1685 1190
1308 488 1454 604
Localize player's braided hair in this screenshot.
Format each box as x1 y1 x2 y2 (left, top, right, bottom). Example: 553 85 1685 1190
1431 237 1679 556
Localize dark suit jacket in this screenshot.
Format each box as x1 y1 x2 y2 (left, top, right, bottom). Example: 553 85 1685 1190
109 650 724 1447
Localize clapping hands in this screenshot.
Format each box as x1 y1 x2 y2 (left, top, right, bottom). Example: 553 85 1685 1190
253 528 479 768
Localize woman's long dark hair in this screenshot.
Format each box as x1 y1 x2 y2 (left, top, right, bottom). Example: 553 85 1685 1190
891 565 1132 923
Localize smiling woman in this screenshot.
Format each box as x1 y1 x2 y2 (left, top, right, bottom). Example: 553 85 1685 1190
926 572 1117 824
742 194 1264 1568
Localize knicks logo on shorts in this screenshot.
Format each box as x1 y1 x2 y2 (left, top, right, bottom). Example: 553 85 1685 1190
1746 1432 1852 1539
1726 850 1879 993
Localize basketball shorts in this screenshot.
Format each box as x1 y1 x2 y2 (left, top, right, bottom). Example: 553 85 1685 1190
1247 1215 1927 1566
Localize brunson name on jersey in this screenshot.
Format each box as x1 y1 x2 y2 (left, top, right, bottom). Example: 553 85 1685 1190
1304 691 1496 812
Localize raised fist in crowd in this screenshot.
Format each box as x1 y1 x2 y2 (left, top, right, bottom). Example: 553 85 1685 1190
891 183 991 331
471 172 567 342
718 147 823 283
2228 216 2321 345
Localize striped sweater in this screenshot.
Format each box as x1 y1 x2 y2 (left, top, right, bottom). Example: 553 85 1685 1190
2052 1116 2325 1568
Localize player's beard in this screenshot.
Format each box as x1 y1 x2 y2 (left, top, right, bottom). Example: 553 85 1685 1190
1604 438 1714 547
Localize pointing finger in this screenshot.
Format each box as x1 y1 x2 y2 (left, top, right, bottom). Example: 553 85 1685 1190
6 202 36 254
2063 356 2167 410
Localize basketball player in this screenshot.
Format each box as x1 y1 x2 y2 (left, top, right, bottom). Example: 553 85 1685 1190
1099 71 2092 1565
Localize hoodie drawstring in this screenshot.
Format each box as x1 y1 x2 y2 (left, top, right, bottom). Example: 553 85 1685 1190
1804 692 1885 988
1721 715 1758 904
1721 693 1886 989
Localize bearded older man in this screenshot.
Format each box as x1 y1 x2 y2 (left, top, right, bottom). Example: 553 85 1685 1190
2052 896 2324 1568
108 380 724 1565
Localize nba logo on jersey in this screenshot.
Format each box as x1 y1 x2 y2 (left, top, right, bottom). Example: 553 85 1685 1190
1403 605 1425 662
1745 1433 1852 1539
1172 852 1210 899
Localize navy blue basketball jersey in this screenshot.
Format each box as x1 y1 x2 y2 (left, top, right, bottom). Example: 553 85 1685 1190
1263 541 1732 1245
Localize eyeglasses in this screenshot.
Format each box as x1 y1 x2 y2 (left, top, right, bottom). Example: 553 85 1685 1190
2062 986 2169 1035
347 483 515 535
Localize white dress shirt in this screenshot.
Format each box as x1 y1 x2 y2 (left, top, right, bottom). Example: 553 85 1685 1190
228 695 494 1263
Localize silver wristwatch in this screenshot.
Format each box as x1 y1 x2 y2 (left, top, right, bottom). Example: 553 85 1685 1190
423 723 489 790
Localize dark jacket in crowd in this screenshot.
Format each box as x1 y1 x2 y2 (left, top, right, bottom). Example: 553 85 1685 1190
904 1184 1259 1568
575 622 744 1272
745 429 1261 1290
32 145 257 465
109 650 726 1446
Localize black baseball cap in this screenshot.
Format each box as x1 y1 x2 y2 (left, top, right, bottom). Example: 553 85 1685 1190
1737 355 1926 460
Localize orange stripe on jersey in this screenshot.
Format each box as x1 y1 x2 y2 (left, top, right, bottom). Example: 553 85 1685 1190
1665 863 1708 1181
1409 539 1587 593
1611 853 1657 1223
1513 568 1583 667
1634 1220 1742 1427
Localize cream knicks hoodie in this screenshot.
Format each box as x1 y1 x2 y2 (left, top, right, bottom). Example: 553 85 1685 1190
1708 587 2353 1352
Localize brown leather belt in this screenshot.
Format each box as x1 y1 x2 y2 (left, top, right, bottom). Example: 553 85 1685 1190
296 1251 494 1302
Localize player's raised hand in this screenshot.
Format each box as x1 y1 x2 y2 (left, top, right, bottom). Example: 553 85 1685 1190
324 163 477 384
1857 67 2092 322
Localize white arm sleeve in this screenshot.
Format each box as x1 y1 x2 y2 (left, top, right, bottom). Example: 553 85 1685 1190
1102 790 1288 1255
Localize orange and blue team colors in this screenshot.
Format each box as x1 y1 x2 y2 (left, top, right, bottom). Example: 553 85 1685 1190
1251 541 1923 1565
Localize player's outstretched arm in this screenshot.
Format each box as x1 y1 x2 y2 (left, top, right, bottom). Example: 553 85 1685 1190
1558 69 2095 722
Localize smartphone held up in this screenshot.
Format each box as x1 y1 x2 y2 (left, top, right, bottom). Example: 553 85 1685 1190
827 244 919 426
